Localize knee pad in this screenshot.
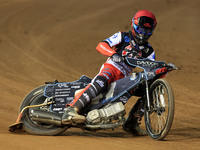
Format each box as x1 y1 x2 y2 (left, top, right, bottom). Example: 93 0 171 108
92 76 108 94
71 76 108 110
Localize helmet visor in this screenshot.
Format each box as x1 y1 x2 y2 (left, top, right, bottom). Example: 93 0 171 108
133 24 153 36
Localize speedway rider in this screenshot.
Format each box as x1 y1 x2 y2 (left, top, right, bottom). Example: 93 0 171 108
62 10 166 135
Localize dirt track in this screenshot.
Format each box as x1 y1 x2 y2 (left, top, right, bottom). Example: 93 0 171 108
0 0 199 149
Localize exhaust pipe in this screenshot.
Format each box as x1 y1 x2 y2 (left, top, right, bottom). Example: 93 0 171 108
30 109 62 126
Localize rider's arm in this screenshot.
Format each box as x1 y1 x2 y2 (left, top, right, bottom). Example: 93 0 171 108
96 32 122 57
96 42 116 56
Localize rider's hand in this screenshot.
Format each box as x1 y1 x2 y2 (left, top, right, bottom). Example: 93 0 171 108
111 54 123 63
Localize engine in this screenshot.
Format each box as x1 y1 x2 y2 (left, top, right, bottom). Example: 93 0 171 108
86 102 126 125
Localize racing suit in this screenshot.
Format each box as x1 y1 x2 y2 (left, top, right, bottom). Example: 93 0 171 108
68 31 156 111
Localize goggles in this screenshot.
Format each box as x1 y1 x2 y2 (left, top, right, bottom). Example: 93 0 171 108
133 23 153 36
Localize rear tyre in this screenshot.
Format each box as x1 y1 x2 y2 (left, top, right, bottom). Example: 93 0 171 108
144 79 175 140
20 85 68 135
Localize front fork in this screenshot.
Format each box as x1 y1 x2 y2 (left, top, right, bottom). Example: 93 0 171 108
145 79 151 111
140 72 151 112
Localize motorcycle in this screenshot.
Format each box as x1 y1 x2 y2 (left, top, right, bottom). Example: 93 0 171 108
9 57 179 140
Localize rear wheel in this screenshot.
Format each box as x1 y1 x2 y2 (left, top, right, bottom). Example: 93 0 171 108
20 85 68 135
144 79 175 140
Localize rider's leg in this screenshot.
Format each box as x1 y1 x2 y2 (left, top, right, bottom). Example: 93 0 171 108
69 75 108 110
122 97 147 136
61 63 125 125
61 76 108 125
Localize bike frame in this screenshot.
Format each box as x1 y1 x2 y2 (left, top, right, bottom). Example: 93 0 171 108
125 57 166 112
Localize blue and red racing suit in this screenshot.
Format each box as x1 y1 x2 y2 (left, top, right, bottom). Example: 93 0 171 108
69 31 158 110
95 31 156 84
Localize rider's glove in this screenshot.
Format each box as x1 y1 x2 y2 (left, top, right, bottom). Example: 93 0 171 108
111 54 123 63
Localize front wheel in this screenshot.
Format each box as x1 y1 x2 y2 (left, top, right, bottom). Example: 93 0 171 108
144 79 175 140
20 85 68 135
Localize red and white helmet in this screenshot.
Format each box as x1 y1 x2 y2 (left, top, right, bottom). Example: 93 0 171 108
131 10 157 44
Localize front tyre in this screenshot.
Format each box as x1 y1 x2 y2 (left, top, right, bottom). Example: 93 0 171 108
20 85 68 135
144 79 175 140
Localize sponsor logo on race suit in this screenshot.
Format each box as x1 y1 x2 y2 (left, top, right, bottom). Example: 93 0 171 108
122 45 142 58
95 79 105 88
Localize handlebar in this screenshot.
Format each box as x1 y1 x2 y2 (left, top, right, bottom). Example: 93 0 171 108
124 57 180 71
164 63 180 71
122 50 180 71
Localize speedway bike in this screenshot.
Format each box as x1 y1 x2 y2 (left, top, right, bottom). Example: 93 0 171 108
9 57 179 140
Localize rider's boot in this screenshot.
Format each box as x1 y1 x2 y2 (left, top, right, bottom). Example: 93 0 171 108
123 116 147 136
61 106 86 125
122 98 147 136
62 76 108 125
